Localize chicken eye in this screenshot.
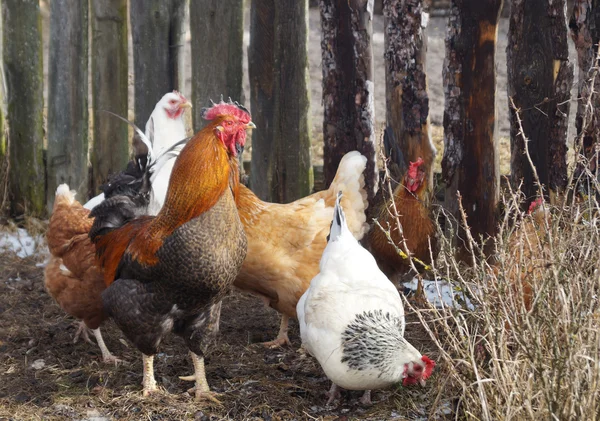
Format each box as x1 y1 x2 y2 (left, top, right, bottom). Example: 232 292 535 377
225 121 233 126
169 99 177 105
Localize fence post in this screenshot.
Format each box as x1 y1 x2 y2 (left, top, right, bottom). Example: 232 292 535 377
2 0 45 216
129 0 187 129
47 0 89 211
249 0 312 202
189 0 243 129
507 0 573 206
570 0 600 195
320 0 377 203
383 0 435 190
90 0 129 196
442 0 502 256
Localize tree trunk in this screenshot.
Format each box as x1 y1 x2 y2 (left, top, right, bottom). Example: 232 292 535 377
130 0 187 128
249 0 312 203
190 0 243 129
507 0 573 207
2 0 45 216
0 0 6 209
570 0 600 195
442 0 502 254
383 0 435 190
90 0 129 196
47 0 89 212
320 0 377 203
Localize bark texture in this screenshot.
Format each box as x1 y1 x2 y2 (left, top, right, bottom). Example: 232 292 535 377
90 0 129 196
383 0 435 189
442 0 502 250
320 0 377 203
2 0 45 216
249 0 313 203
507 0 574 206
570 0 600 194
47 0 89 212
190 0 244 130
130 0 187 128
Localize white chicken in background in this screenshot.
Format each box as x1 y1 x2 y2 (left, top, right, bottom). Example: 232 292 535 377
297 192 435 405
84 91 191 213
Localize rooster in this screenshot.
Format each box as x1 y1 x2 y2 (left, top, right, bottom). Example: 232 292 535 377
89 100 253 399
367 158 438 280
43 93 190 363
234 151 369 347
297 193 435 405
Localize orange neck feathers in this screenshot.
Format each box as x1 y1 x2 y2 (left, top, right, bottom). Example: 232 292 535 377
128 119 239 266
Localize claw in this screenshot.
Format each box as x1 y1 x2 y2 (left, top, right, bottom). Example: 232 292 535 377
73 321 93 344
260 315 291 348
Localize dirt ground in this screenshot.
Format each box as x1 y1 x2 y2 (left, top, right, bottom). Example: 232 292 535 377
0 249 439 421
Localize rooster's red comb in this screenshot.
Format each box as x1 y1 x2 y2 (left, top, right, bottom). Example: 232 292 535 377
408 158 425 179
528 197 544 214
201 97 251 123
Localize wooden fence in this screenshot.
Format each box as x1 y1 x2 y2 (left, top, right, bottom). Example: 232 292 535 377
0 0 596 254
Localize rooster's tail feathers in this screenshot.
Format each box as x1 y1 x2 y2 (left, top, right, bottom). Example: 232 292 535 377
328 151 369 239
88 194 149 242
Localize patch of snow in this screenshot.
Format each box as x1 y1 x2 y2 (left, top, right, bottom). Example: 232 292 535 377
0 227 43 258
80 409 109 421
403 278 474 310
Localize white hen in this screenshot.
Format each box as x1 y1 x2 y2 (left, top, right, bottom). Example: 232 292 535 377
84 91 190 213
297 192 435 405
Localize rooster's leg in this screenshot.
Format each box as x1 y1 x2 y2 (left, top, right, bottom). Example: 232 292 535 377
180 352 221 403
73 321 93 344
92 328 121 364
142 354 158 396
359 390 372 405
261 315 291 348
326 382 341 405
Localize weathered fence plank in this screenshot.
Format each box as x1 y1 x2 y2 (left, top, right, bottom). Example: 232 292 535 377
190 0 243 130
249 0 312 202
383 0 435 190
47 0 89 211
90 0 129 196
129 0 187 128
442 0 502 253
570 0 600 193
320 0 377 203
2 0 45 216
507 0 573 206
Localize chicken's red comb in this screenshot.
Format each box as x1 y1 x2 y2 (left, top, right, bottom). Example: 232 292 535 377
528 197 544 214
408 157 425 179
173 90 188 103
421 355 435 379
201 98 251 123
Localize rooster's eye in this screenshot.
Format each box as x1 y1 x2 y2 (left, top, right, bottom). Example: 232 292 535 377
225 121 232 126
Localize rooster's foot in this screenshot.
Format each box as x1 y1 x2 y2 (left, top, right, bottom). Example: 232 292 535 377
181 352 219 402
326 383 341 406
142 354 158 397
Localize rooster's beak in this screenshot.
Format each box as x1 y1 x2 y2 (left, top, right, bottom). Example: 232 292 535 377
246 121 256 130
179 102 192 109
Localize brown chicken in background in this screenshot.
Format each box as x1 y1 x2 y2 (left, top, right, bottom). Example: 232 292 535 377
502 197 550 312
367 157 438 281
44 186 116 362
234 151 370 347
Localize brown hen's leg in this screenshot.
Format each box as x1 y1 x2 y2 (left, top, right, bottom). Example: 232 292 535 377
261 315 291 348
359 389 372 405
326 382 341 405
92 328 121 364
179 352 221 403
73 320 92 344
142 354 158 396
